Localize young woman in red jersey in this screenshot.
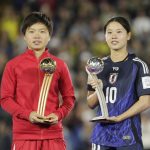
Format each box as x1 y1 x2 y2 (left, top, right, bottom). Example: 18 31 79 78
0 12 75 150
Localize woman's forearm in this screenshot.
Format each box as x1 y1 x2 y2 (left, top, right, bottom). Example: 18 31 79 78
87 91 99 109
118 95 150 121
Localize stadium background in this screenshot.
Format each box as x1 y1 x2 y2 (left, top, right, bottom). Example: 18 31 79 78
0 0 150 150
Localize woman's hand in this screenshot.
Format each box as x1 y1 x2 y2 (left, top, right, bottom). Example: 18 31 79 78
87 75 103 89
29 112 58 125
29 111 45 124
44 113 58 125
105 116 122 123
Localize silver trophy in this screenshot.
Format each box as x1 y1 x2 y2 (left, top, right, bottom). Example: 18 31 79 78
86 57 109 122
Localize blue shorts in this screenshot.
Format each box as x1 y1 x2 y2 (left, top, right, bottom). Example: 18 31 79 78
92 142 143 150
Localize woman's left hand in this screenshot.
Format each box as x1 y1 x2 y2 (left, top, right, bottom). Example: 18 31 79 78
43 113 58 124
106 116 122 123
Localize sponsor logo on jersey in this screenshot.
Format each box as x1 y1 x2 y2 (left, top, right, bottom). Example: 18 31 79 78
112 67 119 71
109 73 118 84
142 76 150 89
122 135 131 140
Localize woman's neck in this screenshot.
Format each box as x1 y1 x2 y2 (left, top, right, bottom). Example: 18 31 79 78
29 47 45 58
110 49 128 62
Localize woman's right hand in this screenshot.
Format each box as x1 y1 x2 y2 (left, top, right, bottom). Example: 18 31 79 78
29 111 45 124
87 75 103 89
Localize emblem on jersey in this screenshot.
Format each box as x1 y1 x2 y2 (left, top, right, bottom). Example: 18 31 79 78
142 76 150 89
109 73 118 84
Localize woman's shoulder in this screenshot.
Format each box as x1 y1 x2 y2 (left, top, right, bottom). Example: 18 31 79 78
131 54 149 74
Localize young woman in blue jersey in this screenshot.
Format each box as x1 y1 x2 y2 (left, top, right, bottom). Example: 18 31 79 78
87 16 150 150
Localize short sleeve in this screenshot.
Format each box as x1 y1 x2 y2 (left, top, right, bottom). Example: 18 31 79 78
134 58 150 97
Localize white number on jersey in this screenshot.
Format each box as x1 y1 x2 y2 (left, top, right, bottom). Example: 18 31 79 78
106 87 117 103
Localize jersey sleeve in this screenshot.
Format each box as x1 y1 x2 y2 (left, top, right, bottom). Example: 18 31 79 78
134 58 150 97
0 62 31 120
54 61 75 121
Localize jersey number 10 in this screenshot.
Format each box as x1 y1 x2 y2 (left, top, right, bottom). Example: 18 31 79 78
106 87 117 103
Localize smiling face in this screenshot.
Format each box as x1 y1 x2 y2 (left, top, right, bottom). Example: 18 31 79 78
105 21 131 51
24 23 50 51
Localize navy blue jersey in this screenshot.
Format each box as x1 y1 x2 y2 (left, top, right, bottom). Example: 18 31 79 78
87 53 150 147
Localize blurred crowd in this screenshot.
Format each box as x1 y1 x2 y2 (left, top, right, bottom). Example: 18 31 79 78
0 0 150 150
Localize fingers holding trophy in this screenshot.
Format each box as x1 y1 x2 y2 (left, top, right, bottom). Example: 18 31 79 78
86 57 110 123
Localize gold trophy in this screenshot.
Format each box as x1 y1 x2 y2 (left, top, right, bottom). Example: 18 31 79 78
86 57 109 122
37 58 56 117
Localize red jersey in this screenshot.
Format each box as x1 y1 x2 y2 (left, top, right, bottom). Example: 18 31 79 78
0 48 75 140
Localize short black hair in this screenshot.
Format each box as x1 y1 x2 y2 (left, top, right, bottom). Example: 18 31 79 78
21 12 53 35
104 16 131 33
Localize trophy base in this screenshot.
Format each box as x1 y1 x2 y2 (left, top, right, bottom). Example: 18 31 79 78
90 116 113 123
43 119 58 125
43 120 51 123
